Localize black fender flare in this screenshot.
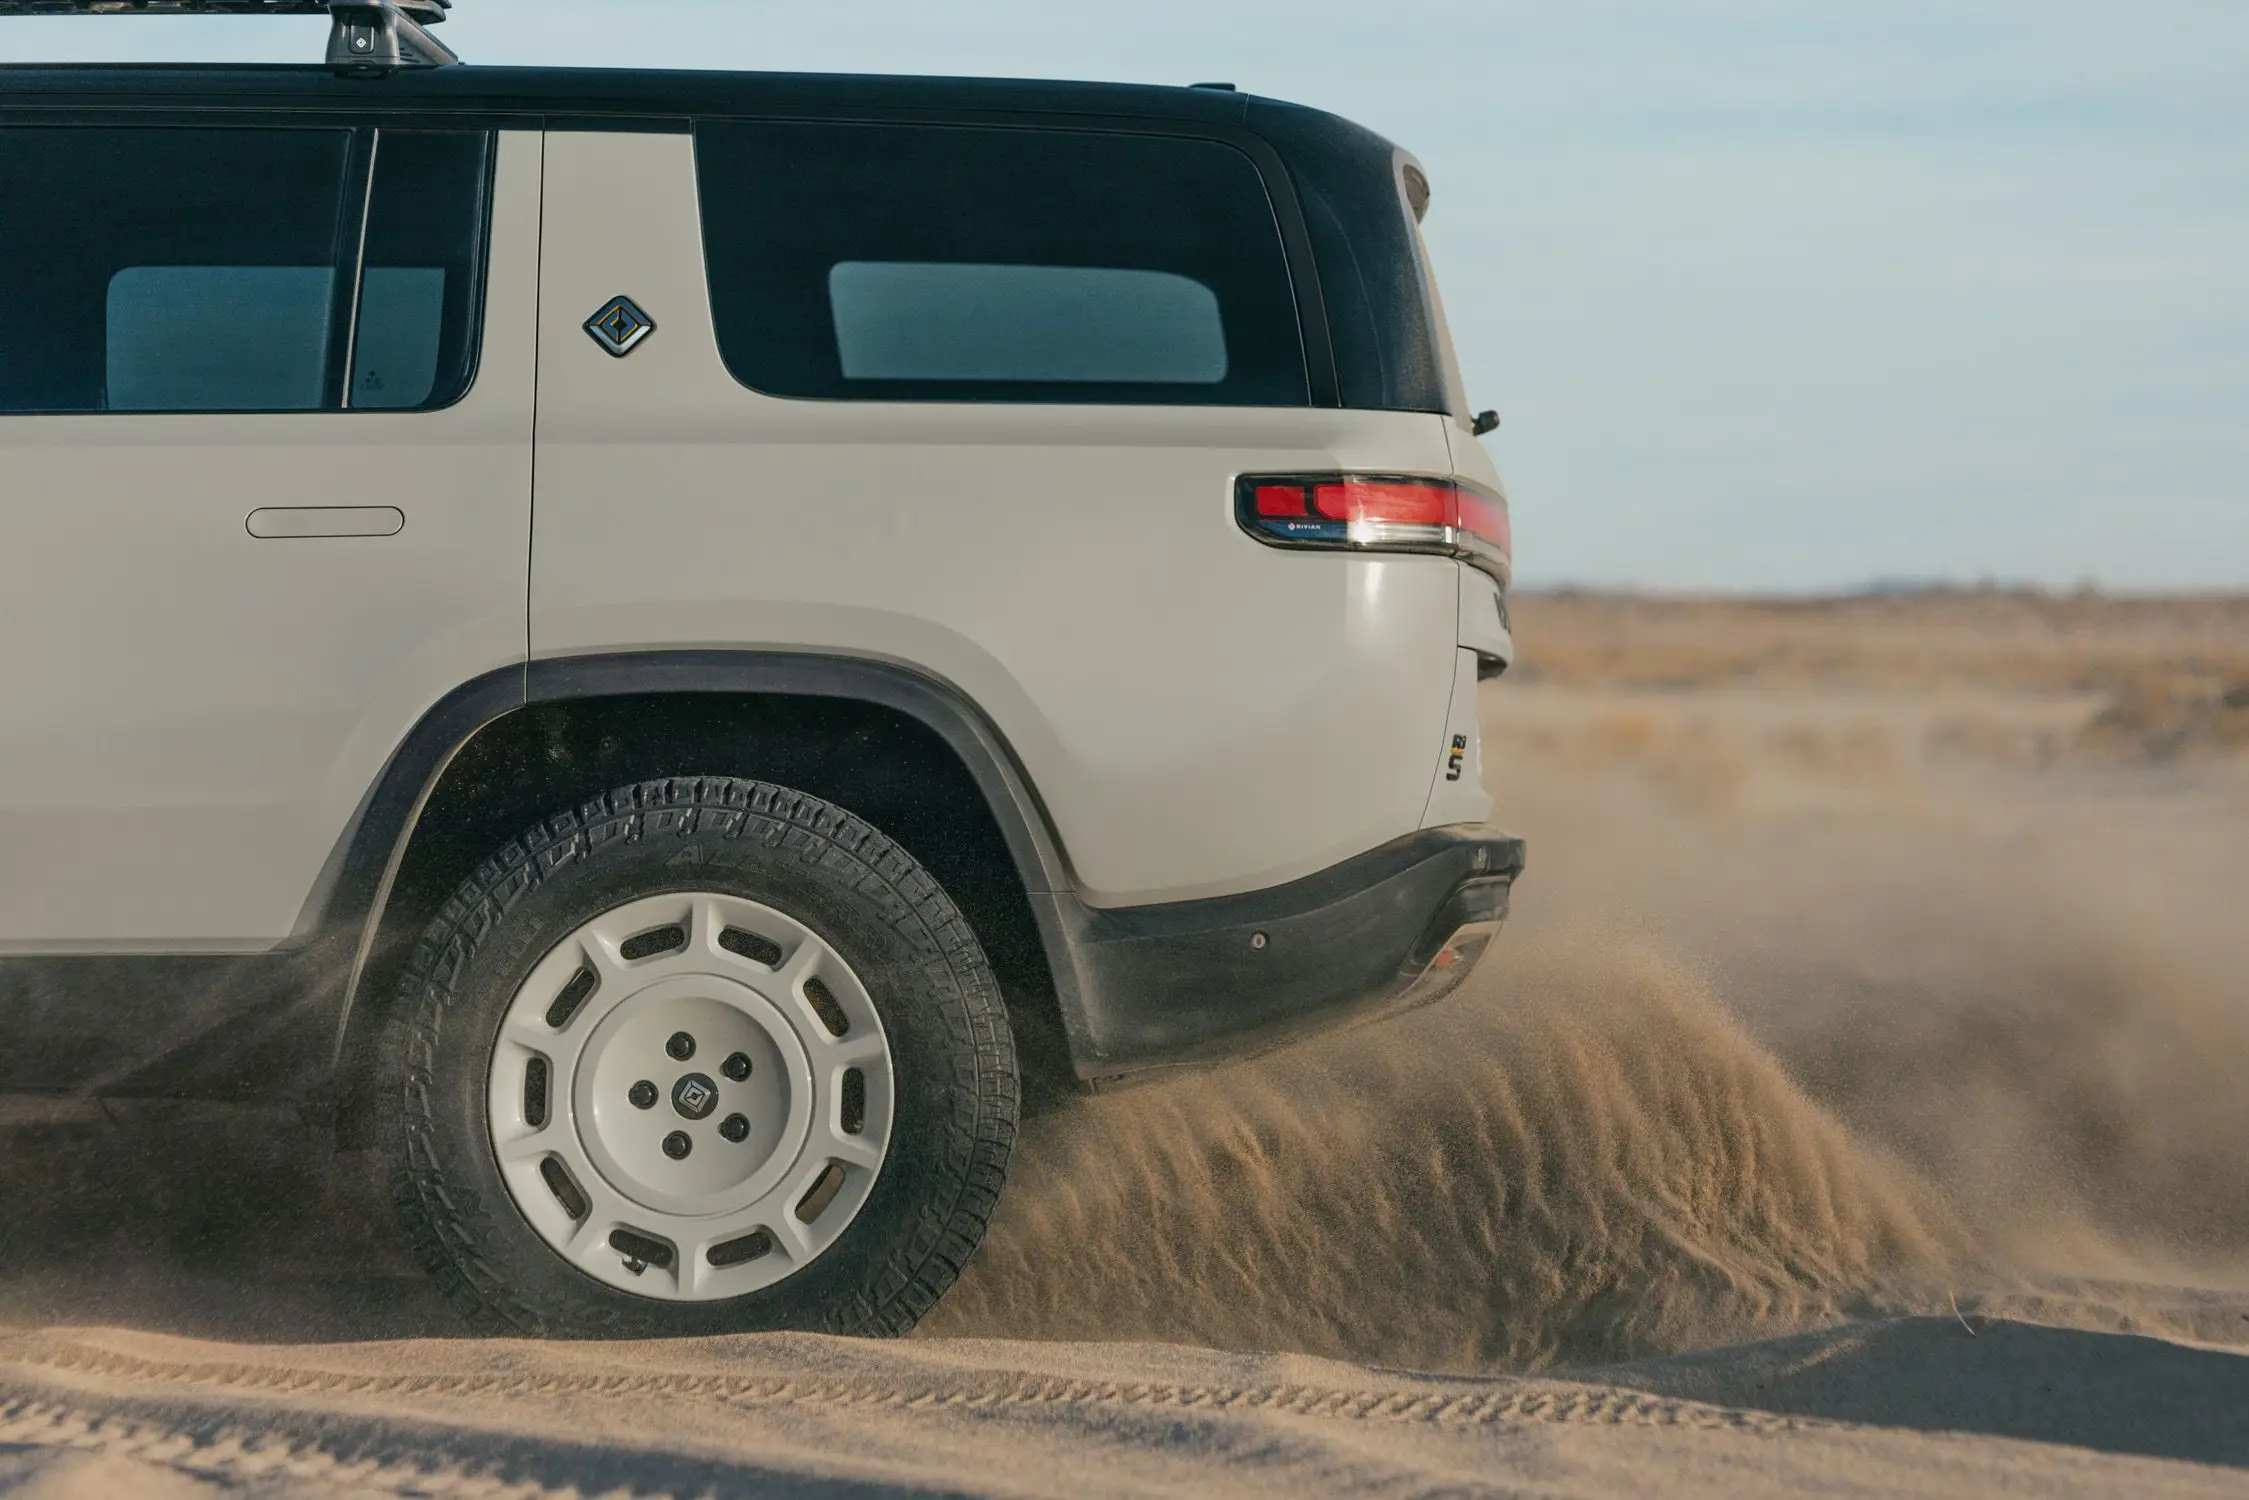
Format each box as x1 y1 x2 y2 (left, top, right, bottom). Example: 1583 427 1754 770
316 650 1091 1078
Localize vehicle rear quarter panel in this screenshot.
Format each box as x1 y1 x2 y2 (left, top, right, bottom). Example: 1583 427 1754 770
531 130 1462 907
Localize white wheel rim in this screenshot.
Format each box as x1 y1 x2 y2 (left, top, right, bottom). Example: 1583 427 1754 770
486 890 895 1301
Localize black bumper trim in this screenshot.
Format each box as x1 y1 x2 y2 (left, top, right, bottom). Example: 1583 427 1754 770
1044 827 1525 1080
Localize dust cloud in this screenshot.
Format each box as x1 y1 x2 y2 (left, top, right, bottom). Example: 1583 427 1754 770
929 593 2249 1370
928 940 1959 1369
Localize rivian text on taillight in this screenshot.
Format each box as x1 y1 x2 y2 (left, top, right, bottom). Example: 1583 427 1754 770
1236 475 1510 586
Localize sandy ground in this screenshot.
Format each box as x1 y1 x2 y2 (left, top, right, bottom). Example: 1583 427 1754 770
3 589 2246 1497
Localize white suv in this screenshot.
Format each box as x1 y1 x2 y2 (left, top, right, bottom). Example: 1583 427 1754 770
0 2 1521 1339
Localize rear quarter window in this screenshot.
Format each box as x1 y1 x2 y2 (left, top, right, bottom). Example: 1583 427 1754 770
694 121 1309 406
1246 101 1451 416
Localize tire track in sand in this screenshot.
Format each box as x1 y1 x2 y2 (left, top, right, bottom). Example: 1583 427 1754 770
2 1336 1813 1436
0 1334 1828 1496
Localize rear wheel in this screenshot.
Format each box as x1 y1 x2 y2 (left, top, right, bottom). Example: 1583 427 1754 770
380 777 1016 1337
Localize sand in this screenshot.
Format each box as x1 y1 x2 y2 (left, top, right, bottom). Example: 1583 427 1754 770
2 589 2245 1496
5 1320 2249 1497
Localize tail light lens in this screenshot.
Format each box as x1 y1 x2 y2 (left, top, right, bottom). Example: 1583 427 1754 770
1237 474 1511 585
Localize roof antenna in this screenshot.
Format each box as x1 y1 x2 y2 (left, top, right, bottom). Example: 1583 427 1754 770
326 0 456 75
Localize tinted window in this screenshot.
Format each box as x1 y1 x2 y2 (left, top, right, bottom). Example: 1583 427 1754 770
352 131 492 411
0 127 351 413
0 125 490 416
696 122 1308 406
1247 101 1450 414
829 262 1229 384
107 265 336 411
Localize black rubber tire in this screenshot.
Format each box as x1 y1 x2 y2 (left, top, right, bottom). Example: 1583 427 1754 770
378 776 1018 1338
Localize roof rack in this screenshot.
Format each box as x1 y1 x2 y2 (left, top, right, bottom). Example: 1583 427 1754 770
0 0 459 75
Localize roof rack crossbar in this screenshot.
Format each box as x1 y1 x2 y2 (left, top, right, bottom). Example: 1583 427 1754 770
0 0 459 75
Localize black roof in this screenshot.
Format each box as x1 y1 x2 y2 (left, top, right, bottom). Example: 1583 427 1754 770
0 61 1446 415
0 62 1287 127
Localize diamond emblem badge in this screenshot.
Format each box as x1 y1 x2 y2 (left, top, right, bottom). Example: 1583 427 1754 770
584 295 655 358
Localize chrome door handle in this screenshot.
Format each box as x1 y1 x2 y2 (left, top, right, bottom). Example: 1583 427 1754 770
246 507 405 539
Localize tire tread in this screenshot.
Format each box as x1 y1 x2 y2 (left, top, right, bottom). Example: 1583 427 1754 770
382 776 1016 1338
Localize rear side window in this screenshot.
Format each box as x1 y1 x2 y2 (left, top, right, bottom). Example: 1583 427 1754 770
0 125 490 415
695 121 1308 406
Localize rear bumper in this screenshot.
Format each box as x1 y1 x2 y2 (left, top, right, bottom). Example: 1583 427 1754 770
1037 827 1526 1082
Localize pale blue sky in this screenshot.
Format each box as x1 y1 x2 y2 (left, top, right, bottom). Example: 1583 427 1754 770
6 1 2246 590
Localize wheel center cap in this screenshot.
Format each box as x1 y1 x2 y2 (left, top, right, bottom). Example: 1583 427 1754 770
671 1072 718 1121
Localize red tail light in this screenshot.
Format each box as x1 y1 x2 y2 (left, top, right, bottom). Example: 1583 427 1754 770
1237 474 1510 584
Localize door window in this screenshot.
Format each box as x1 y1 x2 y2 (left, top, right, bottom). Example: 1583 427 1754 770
696 121 1308 406
0 127 350 414
0 125 491 415
352 130 493 411
105 264 338 412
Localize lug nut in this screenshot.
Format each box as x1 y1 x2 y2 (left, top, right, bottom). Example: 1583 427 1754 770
662 1130 692 1160
666 1031 696 1061
628 1080 658 1110
721 1051 752 1081
718 1112 750 1142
